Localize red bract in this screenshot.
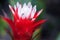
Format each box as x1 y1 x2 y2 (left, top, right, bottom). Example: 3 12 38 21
2 2 46 40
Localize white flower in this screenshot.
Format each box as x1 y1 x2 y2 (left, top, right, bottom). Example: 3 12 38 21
9 2 43 21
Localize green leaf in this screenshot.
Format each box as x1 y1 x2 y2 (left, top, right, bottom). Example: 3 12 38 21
32 28 42 40
32 0 46 19
0 18 7 35
56 32 60 40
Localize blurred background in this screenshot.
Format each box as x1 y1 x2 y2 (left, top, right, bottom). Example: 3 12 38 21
0 0 60 40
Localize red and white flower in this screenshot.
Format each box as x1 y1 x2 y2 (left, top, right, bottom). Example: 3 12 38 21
2 2 46 40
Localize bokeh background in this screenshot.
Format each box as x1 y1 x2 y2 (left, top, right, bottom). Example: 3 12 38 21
0 0 60 40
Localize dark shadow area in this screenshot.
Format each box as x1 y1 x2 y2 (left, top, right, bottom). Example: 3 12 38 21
41 0 60 40
0 0 10 16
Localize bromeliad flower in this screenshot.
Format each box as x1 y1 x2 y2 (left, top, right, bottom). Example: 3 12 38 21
2 2 46 40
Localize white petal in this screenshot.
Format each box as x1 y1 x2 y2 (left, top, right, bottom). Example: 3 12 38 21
27 2 32 18
31 5 36 18
18 4 22 17
14 5 16 10
23 3 26 8
16 2 20 8
21 3 30 19
32 18 35 21
21 3 27 18
37 9 43 16
28 2 31 8
9 5 15 14
25 7 30 18
22 14 26 19
18 8 23 18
